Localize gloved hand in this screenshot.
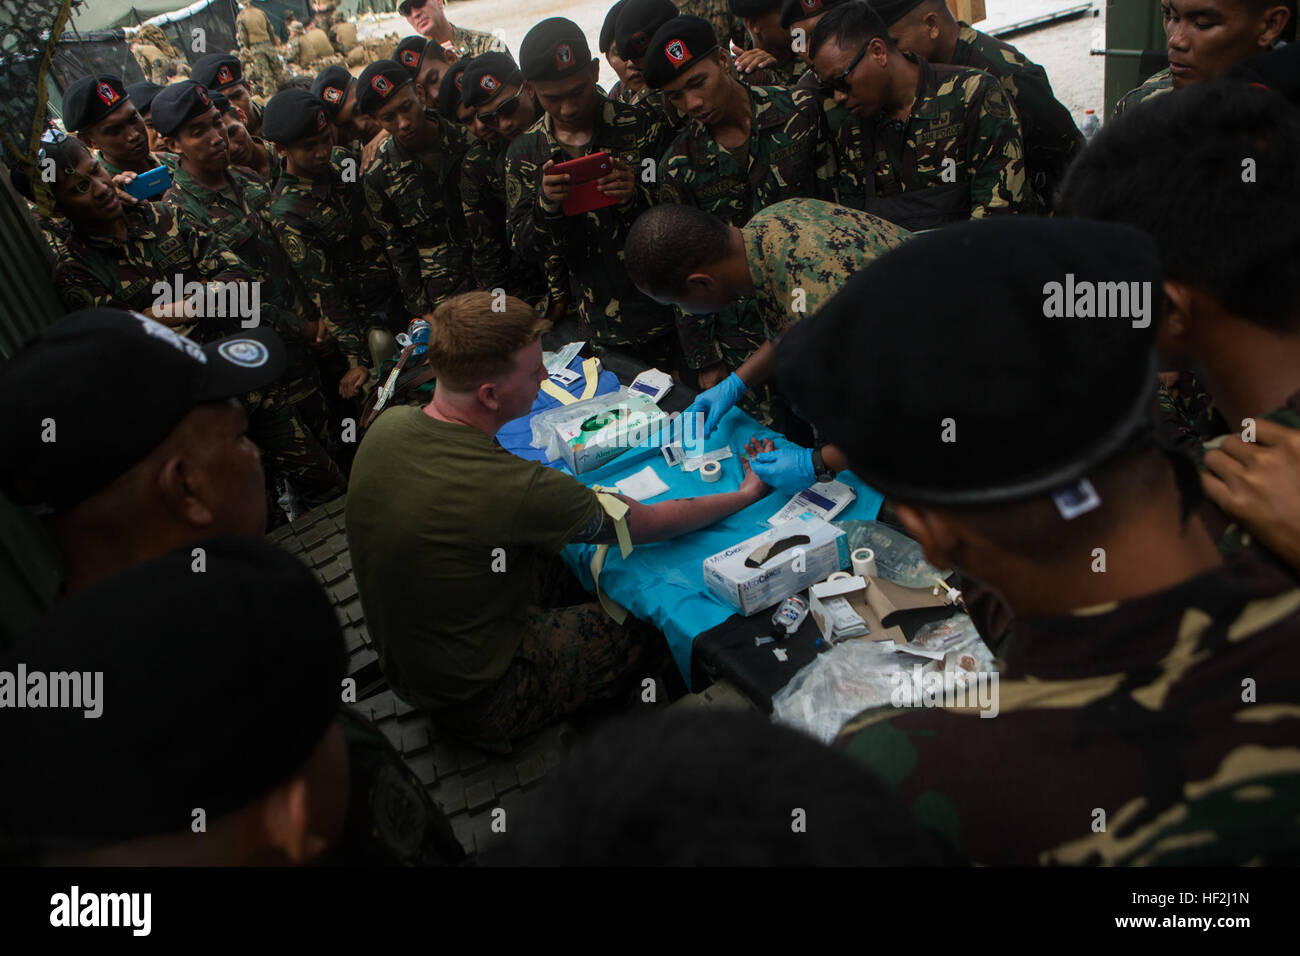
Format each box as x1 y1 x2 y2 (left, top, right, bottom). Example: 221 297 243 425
749 446 816 495
682 372 748 447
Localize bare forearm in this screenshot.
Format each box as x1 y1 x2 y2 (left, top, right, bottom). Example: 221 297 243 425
821 443 850 475
627 490 757 543
734 340 775 389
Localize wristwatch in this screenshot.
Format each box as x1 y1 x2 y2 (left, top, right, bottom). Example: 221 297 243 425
811 447 835 483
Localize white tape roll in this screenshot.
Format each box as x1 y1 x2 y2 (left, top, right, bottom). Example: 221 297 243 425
827 571 852 583
851 547 877 578
700 460 722 482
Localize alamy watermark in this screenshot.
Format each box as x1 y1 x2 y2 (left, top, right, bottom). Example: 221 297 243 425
890 663 999 718
0 664 102 718
1042 274 1152 328
152 275 261 327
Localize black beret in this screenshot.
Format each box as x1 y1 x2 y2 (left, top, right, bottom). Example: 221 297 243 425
394 34 432 77
601 0 629 53
728 0 782 16
615 0 679 61
781 0 852 29
438 57 474 118
312 64 354 120
520 17 592 82
869 0 928 26
61 74 130 132
355 59 414 114
192 52 245 91
461 52 523 107
774 218 1163 507
262 89 331 144
643 16 719 89
125 80 165 114
1225 41 1300 107
0 309 284 512
150 79 218 136
0 536 347 854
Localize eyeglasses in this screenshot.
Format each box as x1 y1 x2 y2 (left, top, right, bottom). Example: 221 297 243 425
38 127 95 195
478 85 524 124
818 40 872 96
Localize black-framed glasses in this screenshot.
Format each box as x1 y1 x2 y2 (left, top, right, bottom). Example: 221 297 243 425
478 85 524 124
819 40 871 95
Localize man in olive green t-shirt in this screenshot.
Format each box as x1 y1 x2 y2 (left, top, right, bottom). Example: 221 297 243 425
347 291 771 751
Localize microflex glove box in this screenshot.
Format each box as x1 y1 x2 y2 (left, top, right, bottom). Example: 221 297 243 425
702 514 849 615
553 393 668 475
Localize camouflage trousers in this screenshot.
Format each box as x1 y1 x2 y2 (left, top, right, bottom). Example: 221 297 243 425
433 553 667 753
251 378 347 520
240 42 285 98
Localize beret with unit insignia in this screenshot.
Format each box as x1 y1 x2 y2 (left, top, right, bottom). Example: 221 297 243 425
780 0 851 29
192 52 245 91
615 0 679 61
356 60 414 115
262 89 331 145
124 80 165 116
150 80 217 137
61 74 129 133
643 15 719 89
460 52 522 108
520 17 592 82
312 64 355 120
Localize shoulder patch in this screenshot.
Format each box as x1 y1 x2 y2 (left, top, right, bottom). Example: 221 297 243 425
283 232 307 264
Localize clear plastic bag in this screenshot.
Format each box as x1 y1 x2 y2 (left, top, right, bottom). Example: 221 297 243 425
833 520 946 589
771 639 940 744
529 387 634 461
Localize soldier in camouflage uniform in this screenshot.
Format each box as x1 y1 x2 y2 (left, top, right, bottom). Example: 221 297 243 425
872 0 1082 208
35 140 250 342
264 89 392 399
398 0 502 57
459 54 551 307
358 61 472 317
775 216 1300 865
601 1 650 105
615 0 690 130
211 90 282 188
154 81 346 512
1114 0 1290 116
193 53 266 138
1058 79 1300 572
646 16 833 382
626 196 905 456
130 24 188 84
505 19 682 372
60 75 176 180
236 0 286 98
730 0 810 86
808 2 1034 227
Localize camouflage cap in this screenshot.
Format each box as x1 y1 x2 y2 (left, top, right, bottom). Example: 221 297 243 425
460 52 522 108
150 79 217 136
356 59 414 114
615 0 679 61
780 0 852 29
642 16 719 89
774 218 1164 507
192 52 245 91
262 88 331 144
124 80 165 115
1 536 346 852
868 0 928 26
61 74 129 133
519 17 592 82
312 64 355 120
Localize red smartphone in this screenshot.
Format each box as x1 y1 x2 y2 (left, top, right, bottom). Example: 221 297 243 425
552 151 619 216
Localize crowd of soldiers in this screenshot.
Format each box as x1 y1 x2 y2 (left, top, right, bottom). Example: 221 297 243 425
2 0 1300 867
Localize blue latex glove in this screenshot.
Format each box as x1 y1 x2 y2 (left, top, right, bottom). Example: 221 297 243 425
682 372 748 445
750 446 816 495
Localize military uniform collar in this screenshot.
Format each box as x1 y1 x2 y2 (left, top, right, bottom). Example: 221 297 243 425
997 547 1293 681
75 202 159 247
388 110 449 161
540 96 617 149
906 54 944 119
748 85 785 132
174 163 246 203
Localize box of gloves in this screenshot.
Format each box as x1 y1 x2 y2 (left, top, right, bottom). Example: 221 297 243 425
702 514 849 615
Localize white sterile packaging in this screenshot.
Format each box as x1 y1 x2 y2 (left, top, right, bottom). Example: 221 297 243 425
702 514 849 615
767 479 857 526
628 367 673 402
